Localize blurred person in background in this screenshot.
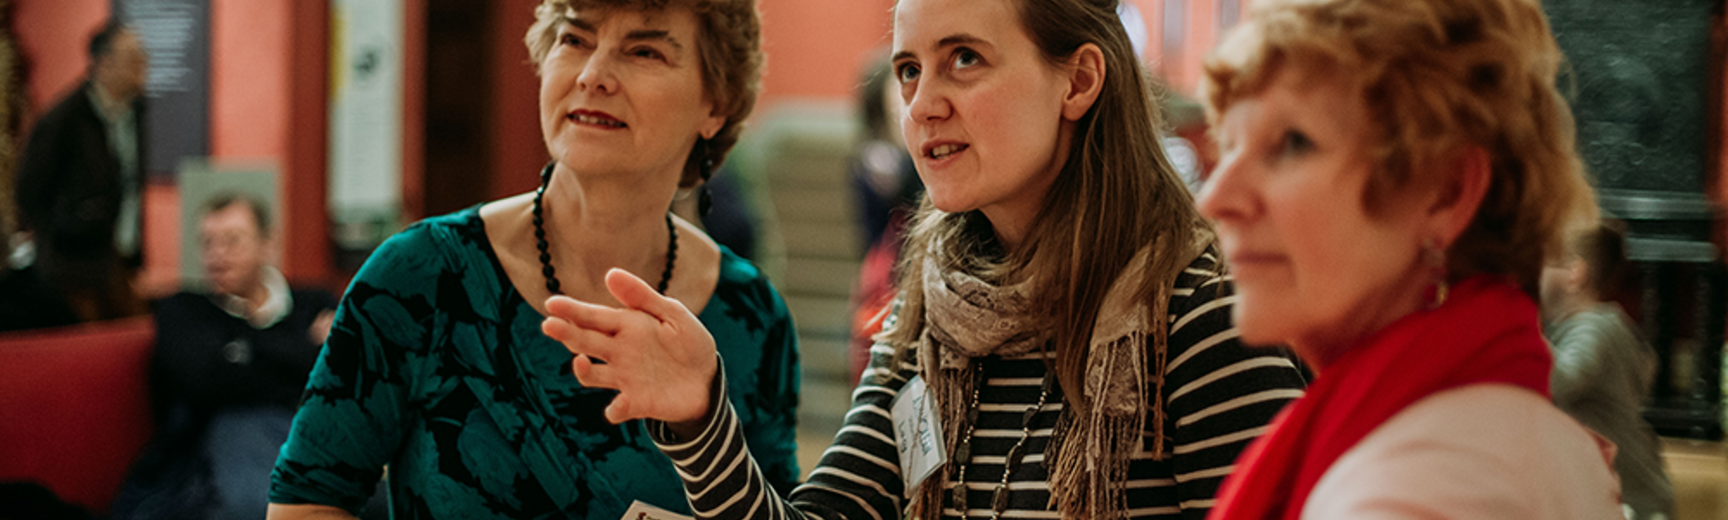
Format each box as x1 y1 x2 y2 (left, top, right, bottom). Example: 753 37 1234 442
1542 220 1674 520
14 19 149 322
1198 0 1624 517
542 0 1309 518
267 0 800 518
0 237 80 332
845 51 920 383
114 193 338 520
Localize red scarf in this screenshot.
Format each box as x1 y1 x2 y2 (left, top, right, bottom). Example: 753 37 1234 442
1208 276 1553 520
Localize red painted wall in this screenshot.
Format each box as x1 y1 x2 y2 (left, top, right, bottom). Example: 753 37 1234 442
13 0 107 119
402 0 426 221
755 0 895 104
15 0 333 287
205 0 330 285
209 0 289 160
489 0 544 200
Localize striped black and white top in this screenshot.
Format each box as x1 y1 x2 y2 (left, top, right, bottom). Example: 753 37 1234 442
650 251 1308 520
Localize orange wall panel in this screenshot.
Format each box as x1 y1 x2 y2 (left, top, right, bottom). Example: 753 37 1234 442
209 0 290 160
206 0 331 285
755 0 894 105
14 0 108 119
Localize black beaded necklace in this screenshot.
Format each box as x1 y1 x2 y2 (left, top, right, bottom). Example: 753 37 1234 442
952 358 1054 520
532 163 677 295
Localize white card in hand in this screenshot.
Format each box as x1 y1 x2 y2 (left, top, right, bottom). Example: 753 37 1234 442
891 374 947 491
620 500 694 520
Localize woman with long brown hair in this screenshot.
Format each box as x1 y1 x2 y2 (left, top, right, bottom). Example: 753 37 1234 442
541 0 1307 518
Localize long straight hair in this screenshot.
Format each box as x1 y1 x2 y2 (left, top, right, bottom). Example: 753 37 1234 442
884 0 1205 440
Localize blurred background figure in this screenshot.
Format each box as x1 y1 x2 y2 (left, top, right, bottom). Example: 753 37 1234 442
112 193 337 520
843 51 919 383
1542 220 1675 520
13 19 148 323
0 237 79 332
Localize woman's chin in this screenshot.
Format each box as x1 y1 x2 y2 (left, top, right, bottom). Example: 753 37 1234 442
924 195 973 215
1230 306 1292 348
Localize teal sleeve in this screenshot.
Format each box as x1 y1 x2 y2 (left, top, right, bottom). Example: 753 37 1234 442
268 225 442 513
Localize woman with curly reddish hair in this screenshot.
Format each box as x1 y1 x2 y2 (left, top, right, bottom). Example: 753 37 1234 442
1197 0 1623 518
266 1 798 519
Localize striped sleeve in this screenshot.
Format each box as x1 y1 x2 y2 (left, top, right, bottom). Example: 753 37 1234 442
1163 250 1308 518
650 347 916 520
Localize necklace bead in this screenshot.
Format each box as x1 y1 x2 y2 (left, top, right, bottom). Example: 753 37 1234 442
531 162 677 296
952 358 1054 520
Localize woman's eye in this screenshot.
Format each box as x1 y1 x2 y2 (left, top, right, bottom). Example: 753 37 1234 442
1280 129 1314 156
953 49 980 69
632 47 666 61
896 63 921 84
559 33 581 47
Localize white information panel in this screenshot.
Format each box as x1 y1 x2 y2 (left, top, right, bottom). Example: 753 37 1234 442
328 0 404 250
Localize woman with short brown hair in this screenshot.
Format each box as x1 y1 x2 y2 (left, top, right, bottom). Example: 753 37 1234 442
267 1 798 519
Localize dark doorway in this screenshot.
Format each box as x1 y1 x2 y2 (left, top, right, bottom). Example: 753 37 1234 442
423 0 494 217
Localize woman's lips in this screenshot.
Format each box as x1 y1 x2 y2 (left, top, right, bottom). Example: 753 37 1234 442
569 110 626 128
1223 250 1288 281
919 140 970 166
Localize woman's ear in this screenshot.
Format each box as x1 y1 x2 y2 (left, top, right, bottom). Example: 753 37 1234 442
1564 256 1590 295
700 114 725 140
1427 145 1492 246
1061 43 1106 122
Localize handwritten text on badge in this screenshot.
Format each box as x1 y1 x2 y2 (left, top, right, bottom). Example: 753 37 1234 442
892 375 946 491
620 500 693 520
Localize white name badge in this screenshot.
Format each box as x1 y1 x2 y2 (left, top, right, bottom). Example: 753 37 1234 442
620 500 694 520
891 374 947 490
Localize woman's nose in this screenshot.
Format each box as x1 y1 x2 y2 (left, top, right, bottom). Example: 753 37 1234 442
1196 153 1252 223
904 82 950 123
576 53 619 94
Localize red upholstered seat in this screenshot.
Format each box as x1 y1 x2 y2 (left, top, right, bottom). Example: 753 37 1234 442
0 317 156 514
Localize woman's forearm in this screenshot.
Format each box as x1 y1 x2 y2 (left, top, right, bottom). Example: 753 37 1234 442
266 503 358 520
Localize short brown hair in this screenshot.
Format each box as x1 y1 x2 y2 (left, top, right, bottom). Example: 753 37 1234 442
202 192 273 237
1564 220 1629 298
1202 0 1596 294
525 0 764 187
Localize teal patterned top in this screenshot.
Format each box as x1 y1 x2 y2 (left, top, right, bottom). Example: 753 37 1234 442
269 206 801 519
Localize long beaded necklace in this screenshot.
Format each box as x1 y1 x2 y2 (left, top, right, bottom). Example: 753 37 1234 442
532 163 677 295
950 358 1055 520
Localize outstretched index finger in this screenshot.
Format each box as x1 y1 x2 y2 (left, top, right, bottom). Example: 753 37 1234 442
544 294 624 334
605 268 694 324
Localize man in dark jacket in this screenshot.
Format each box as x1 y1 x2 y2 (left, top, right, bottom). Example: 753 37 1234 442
15 20 149 322
114 193 337 520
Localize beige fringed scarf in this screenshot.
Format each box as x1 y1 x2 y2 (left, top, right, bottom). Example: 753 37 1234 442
908 242 1174 520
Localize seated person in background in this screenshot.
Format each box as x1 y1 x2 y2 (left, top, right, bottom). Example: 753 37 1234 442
114 192 336 520
1541 221 1674 520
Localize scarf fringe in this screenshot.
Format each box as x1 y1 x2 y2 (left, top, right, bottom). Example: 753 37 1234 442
907 241 1186 520
1048 330 1152 520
